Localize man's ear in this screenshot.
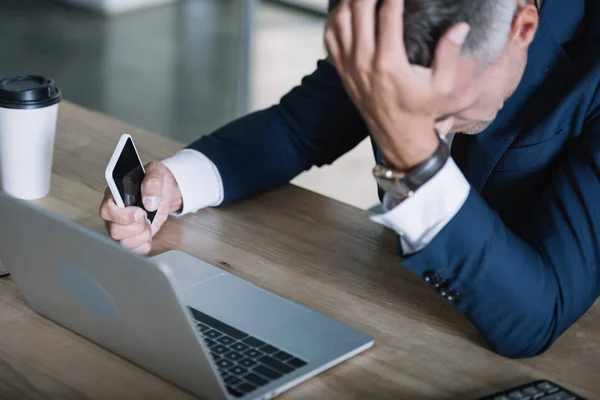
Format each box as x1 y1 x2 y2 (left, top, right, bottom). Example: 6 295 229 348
510 3 539 50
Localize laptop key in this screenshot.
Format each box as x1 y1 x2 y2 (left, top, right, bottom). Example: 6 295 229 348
244 372 269 387
272 351 294 362
228 365 248 376
217 336 235 346
522 386 543 397
258 356 294 374
212 345 229 355
216 359 235 370
244 349 263 359
224 351 244 362
221 372 232 381
537 383 559 393
243 337 265 348
204 338 217 348
195 322 210 332
287 357 307 369
508 391 529 400
231 342 250 353
204 330 223 340
211 353 222 362
227 386 243 397
538 392 576 400
238 358 257 368
188 308 249 340
259 345 279 354
253 364 282 380
225 375 243 386
236 382 257 394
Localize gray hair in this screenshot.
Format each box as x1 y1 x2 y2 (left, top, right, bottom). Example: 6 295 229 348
328 0 520 67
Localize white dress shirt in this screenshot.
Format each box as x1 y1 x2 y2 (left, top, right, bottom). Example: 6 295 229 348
161 0 543 254
161 149 224 215
161 144 469 255
370 156 469 254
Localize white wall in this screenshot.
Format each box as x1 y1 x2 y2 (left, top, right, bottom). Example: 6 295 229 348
251 5 379 210
276 0 328 12
60 0 176 14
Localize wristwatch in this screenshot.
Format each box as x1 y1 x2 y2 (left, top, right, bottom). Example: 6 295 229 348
373 131 450 202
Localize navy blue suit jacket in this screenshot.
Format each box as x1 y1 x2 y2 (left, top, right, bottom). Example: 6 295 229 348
188 0 600 358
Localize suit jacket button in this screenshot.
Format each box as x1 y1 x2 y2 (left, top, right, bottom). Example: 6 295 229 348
446 289 461 303
423 270 442 287
439 283 451 298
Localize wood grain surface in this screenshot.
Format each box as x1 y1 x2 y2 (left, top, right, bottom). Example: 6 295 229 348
0 102 598 400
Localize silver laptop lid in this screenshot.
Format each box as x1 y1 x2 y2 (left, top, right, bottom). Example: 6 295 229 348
0 191 228 400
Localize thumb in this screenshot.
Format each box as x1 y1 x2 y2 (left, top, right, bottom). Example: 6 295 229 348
141 162 165 212
432 23 470 96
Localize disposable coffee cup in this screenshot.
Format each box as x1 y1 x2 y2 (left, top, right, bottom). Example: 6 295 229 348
0 76 62 200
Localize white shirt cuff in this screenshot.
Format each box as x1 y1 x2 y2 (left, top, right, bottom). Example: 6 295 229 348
161 149 224 216
370 158 470 254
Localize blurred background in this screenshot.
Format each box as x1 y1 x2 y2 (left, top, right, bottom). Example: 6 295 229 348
0 0 379 210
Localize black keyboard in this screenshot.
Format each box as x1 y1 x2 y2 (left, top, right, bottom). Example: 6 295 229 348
477 380 586 400
188 307 308 398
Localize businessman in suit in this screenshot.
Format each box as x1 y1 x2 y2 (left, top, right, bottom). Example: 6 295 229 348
99 0 600 359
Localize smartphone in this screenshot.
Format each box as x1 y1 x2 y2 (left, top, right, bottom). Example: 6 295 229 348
105 134 157 223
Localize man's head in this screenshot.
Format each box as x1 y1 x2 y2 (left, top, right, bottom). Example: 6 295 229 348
328 0 539 135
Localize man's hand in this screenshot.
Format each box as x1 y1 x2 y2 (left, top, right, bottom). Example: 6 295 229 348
99 161 183 255
324 0 470 170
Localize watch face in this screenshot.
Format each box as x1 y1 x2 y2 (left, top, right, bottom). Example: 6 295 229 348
376 178 400 195
375 178 411 200
373 164 412 199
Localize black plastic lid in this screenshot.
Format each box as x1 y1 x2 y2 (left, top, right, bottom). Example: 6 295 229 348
0 75 61 110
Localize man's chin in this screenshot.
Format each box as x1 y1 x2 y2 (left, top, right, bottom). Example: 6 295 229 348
456 121 493 135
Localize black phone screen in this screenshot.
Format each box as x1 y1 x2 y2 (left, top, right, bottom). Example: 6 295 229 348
112 138 157 223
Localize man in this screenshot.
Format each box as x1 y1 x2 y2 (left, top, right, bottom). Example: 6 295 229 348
99 0 600 359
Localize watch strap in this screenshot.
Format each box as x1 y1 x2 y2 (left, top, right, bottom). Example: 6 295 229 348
402 131 450 192
373 131 451 201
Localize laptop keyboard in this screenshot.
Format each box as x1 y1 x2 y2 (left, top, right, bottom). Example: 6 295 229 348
188 307 308 398
478 380 585 400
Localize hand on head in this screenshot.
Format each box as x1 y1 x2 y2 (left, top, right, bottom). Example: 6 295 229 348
324 0 470 170
99 161 182 255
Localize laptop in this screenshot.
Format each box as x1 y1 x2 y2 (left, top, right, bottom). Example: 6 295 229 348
0 191 373 400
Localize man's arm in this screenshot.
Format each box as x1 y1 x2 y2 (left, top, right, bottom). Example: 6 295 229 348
103 59 369 251
166 59 368 209
322 0 600 358
397 113 600 358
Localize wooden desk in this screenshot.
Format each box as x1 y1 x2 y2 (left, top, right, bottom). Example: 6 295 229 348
0 102 598 399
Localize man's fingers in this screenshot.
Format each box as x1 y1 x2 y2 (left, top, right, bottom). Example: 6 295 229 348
141 161 165 212
432 23 470 95
327 0 353 60
150 216 164 238
376 0 408 69
131 241 152 255
99 191 146 225
120 224 152 250
351 0 378 65
324 25 342 66
107 217 148 241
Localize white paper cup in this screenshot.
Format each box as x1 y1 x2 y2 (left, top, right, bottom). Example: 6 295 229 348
0 76 61 200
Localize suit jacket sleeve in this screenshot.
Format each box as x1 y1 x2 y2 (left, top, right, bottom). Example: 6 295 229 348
402 109 600 358
187 59 368 204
